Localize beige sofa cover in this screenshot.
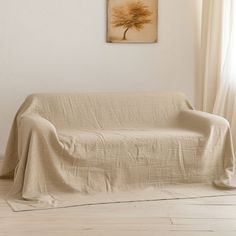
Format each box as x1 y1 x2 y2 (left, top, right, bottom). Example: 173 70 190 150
1 92 235 210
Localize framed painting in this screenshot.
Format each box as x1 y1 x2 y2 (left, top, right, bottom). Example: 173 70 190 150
107 0 158 43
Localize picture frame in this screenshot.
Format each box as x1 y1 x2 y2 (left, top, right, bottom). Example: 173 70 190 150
107 0 158 43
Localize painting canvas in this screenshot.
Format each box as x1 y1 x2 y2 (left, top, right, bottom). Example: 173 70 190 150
107 0 158 43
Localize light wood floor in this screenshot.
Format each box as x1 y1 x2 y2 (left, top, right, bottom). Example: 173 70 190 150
1 161 236 236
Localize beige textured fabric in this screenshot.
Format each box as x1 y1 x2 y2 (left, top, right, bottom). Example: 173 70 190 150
0 92 235 211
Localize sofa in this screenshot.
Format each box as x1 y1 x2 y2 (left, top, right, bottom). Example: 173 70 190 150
1 92 235 210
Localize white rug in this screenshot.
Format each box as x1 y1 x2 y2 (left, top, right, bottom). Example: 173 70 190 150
6 183 236 212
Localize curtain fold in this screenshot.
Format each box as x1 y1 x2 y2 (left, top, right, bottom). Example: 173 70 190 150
199 0 236 149
198 0 223 112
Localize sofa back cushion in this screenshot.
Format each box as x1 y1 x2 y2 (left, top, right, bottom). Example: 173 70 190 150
24 92 192 130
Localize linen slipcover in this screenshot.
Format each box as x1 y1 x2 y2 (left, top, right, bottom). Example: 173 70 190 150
0 92 235 211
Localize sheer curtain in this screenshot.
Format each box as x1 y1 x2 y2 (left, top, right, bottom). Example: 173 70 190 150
213 0 236 146
199 0 236 148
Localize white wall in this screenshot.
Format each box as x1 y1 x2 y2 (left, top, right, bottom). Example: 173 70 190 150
0 0 202 155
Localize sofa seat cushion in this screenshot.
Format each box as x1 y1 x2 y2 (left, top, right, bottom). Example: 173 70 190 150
56 128 212 190
58 128 205 160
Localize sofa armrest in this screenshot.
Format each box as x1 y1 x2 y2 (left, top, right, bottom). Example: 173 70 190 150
179 110 230 133
0 114 57 178
18 114 56 134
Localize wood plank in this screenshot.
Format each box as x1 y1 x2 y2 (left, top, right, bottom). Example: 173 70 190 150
0 231 222 236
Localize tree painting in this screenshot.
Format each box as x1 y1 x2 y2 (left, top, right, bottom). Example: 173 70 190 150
107 0 157 43
112 1 153 40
